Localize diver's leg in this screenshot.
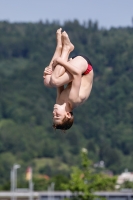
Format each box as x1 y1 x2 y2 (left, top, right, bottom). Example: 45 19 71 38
49 28 62 67
57 31 87 75
51 31 74 82
44 28 64 86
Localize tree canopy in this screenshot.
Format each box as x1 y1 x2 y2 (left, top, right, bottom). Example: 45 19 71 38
0 20 133 186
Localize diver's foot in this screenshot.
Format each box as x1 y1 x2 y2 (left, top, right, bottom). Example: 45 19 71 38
56 28 62 49
62 31 74 52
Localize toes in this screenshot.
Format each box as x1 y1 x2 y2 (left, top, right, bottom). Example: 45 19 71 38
62 31 66 36
57 28 62 33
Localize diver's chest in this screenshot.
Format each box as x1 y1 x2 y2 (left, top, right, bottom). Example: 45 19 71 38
60 87 71 100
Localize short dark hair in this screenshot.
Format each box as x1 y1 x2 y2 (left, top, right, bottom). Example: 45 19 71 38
53 112 74 130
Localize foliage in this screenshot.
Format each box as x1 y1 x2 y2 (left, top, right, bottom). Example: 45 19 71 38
63 149 116 200
33 177 50 191
120 181 133 189
0 20 133 187
51 174 69 191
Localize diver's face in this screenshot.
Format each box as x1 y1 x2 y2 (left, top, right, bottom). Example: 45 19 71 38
53 104 66 124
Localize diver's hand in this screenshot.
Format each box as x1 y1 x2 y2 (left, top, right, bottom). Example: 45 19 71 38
44 66 53 75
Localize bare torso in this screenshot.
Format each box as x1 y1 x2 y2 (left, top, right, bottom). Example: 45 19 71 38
57 55 94 109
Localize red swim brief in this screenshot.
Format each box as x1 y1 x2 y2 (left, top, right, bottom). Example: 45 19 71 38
83 64 93 75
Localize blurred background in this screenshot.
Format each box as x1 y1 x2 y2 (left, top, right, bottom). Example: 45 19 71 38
0 0 133 194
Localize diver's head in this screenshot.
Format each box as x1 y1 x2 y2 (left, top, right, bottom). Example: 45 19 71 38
53 104 74 130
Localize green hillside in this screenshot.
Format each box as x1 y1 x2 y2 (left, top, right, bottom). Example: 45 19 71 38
0 20 133 185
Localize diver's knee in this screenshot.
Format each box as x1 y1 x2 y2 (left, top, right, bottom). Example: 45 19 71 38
44 78 52 88
51 76 60 87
